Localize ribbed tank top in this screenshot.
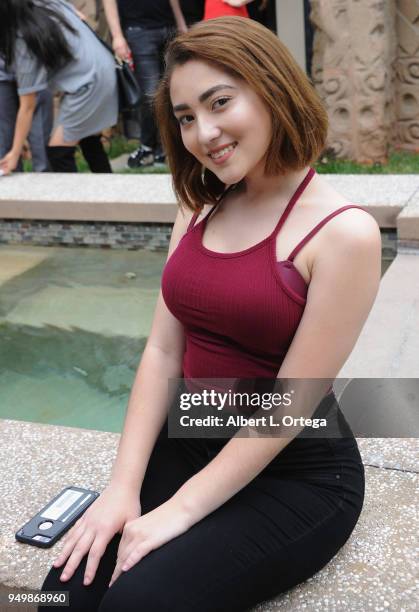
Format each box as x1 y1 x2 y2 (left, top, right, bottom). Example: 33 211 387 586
161 167 365 381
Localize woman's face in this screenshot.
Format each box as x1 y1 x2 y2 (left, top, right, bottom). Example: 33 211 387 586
170 60 272 185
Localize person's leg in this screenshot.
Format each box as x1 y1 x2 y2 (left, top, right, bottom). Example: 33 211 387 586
39 534 120 612
98 440 364 612
128 26 162 150
151 27 175 163
46 146 77 172
27 89 53 172
38 423 206 611
46 125 78 172
79 135 112 173
124 26 165 167
0 81 23 171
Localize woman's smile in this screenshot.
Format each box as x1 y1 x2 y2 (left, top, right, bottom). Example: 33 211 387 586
208 142 238 164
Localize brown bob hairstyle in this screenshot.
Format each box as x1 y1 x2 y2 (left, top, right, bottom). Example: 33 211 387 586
154 17 328 212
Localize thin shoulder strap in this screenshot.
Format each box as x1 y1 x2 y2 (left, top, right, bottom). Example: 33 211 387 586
288 205 367 262
187 211 201 232
271 167 316 239
186 183 237 232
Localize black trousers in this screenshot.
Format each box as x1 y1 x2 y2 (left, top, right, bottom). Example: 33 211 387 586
124 25 175 155
39 404 364 611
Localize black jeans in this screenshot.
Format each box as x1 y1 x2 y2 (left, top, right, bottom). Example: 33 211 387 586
39 399 364 611
124 25 175 155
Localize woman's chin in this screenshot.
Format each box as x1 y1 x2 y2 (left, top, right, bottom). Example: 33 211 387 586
213 167 246 186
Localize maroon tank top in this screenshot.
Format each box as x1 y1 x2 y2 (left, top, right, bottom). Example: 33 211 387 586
161 167 365 380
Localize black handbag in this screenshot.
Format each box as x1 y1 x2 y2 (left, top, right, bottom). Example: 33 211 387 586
83 21 141 112
114 56 141 111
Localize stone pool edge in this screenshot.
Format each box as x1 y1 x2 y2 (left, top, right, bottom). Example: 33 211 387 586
0 173 418 250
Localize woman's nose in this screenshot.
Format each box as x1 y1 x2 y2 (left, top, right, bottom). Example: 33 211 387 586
197 117 222 146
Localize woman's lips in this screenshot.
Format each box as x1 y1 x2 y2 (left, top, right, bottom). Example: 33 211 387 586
210 143 237 165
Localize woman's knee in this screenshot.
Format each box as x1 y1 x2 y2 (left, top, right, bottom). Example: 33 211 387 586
38 565 74 611
39 561 103 612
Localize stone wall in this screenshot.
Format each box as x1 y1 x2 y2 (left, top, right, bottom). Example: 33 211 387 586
0 220 172 250
311 0 419 163
0 219 397 266
394 0 419 152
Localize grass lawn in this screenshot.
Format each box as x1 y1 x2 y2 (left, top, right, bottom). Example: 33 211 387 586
315 149 419 174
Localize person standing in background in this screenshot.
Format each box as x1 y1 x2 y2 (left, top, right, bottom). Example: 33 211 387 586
0 0 118 175
0 57 53 173
72 0 113 173
103 0 188 169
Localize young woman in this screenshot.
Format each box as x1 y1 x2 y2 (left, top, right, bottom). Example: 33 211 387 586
0 0 117 174
40 17 381 611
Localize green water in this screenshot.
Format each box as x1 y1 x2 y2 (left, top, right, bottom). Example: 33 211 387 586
0 246 166 433
0 239 395 433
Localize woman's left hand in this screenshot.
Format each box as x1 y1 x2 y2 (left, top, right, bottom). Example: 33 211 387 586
0 151 19 175
109 497 191 587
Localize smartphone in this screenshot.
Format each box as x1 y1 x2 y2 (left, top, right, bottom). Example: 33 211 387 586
15 486 99 548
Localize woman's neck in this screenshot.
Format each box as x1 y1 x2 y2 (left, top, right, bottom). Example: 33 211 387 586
233 166 311 205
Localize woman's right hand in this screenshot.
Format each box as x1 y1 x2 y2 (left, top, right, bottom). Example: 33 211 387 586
53 484 141 586
112 35 131 61
0 151 20 175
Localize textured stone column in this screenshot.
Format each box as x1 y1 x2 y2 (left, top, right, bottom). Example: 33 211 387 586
394 0 419 152
310 0 397 164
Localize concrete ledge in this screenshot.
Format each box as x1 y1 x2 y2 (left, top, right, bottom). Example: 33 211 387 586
0 174 178 223
398 191 419 245
0 173 417 226
1 419 417 611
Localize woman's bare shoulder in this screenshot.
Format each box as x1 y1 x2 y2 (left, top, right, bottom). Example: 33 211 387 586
293 175 381 285
306 174 379 238
304 174 351 211
171 203 212 241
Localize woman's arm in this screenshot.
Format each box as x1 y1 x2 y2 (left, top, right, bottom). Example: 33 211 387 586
169 0 188 33
110 209 381 581
107 297 185 492
102 0 130 59
107 207 195 492
55 206 194 585
0 93 36 174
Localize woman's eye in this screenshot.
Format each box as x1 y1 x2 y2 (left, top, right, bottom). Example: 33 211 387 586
212 97 230 110
177 98 230 126
178 115 194 126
